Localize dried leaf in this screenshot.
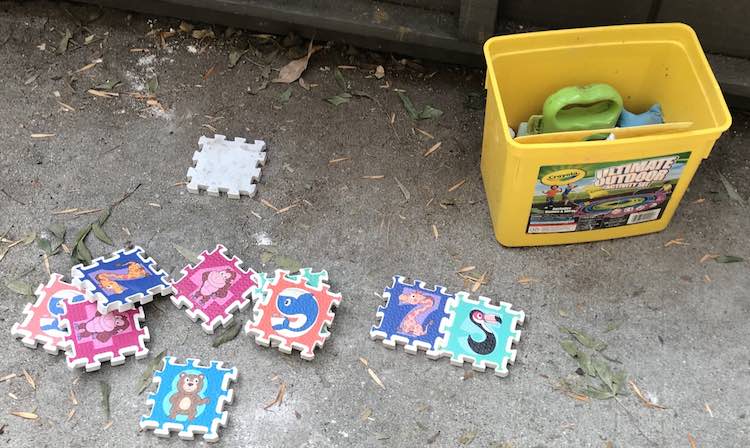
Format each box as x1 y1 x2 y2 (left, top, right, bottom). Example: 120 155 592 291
228 48 248 68
334 68 348 91
137 350 167 395
419 105 443 120
179 21 194 33
351 90 372 99
87 89 119 98
560 340 579 358
717 171 745 203
21 232 36 245
275 255 301 273
10 411 38 420
191 29 215 39
374 65 385 79
325 93 351 106
49 223 66 239
146 76 158 95
448 179 466 192
278 87 292 104
212 320 242 347
272 40 316 84
91 223 113 246
457 431 477 445
367 368 385 390
173 244 199 264
394 177 410 201
715 255 743 263
73 239 92 264
99 381 110 421
583 386 615 400
6 279 33 296
397 92 419 119
94 80 121 91
22 370 35 390
560 327 607 351
57 29 72 54
264 382 286 410
423 142 442 157
359 407 372 421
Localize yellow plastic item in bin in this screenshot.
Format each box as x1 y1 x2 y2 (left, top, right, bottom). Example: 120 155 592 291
481 24 731 247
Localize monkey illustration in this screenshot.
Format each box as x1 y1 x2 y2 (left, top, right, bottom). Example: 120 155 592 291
74 311 130 342
191 269 237 306
169 373 209 421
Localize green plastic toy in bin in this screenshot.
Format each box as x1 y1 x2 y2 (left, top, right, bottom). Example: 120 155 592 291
522 84 623 135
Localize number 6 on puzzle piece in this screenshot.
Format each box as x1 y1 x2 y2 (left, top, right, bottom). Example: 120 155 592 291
438 292 524 377
369 276 453 358
140 356 237 443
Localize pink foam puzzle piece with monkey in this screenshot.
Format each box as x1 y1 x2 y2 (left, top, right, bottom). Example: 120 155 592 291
170 244 257 334
60 299 150 372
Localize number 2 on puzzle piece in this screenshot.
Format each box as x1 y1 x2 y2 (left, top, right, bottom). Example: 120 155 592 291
11 274 87 355
438 292 525 377
140 356 237 443
60 299 150 372
370 276 452 357
245 270 341 361
72 246 171 314
171 244 257 334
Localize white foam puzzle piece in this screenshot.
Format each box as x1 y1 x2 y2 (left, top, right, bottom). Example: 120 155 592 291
187 134 267 199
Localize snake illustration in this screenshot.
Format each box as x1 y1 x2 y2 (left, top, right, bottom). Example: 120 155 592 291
467 309 502 355
272 291 319 336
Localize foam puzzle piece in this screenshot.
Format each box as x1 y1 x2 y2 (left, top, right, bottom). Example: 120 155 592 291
60 299 149 372
140 356 237 443
370 276 452 358
11 274 86 355
187 134 267 199
171 244 257 334
245 269 341 361
71 246 172 315
438 292 524 377
248 268 329 302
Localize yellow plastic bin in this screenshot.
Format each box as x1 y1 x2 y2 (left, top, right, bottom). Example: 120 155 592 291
481 24 731 247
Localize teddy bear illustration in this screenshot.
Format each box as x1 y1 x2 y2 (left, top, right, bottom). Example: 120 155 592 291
74 311 130 342
191 269 237 306
168 373 209 421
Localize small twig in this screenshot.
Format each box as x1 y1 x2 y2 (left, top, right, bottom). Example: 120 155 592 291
1 189 25 205
614 396 658 446
111 183 142 209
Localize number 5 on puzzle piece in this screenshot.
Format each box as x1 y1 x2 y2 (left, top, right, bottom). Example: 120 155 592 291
370 276 452 358
140 356 237 443
438 292 524 377
170 244 257 334
71 246 172 315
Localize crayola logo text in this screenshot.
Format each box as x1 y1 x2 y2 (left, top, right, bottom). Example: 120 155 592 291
541 169 585 186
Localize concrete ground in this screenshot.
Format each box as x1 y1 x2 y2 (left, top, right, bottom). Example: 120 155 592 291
1 2 749 447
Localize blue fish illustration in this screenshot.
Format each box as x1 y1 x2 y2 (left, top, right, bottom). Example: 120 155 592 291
272 292 319 336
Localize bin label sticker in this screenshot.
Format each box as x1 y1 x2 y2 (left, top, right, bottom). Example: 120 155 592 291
527 152 690 234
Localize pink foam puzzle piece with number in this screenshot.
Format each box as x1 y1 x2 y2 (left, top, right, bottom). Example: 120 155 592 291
11 274 86 355
60 299 150 372
170 244 257 334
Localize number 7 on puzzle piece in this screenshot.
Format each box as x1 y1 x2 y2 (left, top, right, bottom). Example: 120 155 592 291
369 276 453 358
